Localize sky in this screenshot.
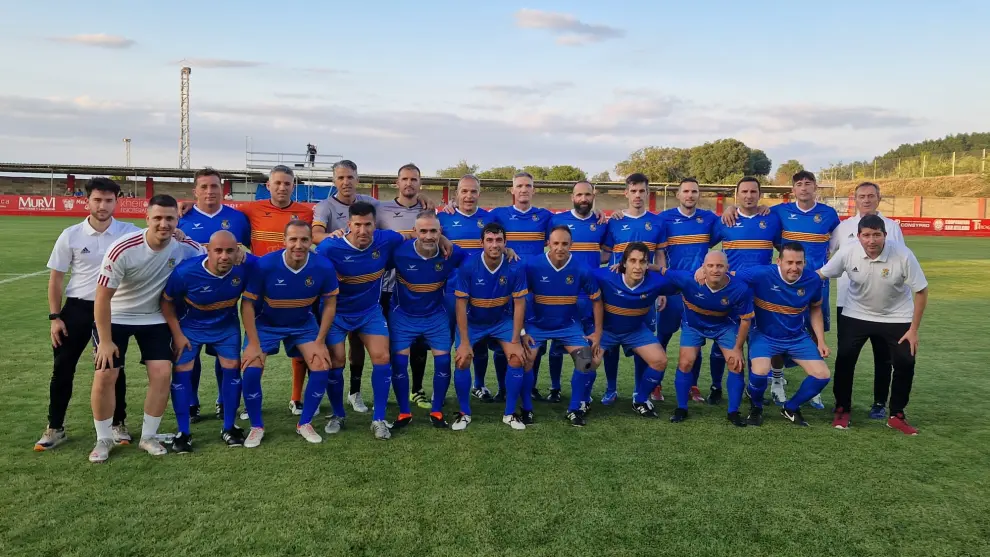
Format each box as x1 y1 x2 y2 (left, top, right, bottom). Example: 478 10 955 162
1 0 988 178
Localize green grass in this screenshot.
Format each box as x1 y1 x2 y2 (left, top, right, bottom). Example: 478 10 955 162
1 217 989 557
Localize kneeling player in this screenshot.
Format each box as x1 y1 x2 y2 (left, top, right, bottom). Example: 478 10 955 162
663 251 753 426
240 221 338 447
162 231 254 450
522 225 603 427
593 243 679 417
452 223 528 430
734 243 831 426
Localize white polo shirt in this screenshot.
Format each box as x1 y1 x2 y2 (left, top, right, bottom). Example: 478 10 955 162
829 212 904 308
47 217 142 301
98 230 204 325
819 241 927 324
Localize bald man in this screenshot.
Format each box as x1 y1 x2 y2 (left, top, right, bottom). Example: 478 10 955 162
162 230 257 450
660 251 755 426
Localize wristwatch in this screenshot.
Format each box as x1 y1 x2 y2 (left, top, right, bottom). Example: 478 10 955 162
48 313 60 321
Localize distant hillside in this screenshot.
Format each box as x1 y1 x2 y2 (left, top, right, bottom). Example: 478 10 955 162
880 132 990 159
832 174 990 197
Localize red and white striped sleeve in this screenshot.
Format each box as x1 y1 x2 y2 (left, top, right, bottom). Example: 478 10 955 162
98 234 141 289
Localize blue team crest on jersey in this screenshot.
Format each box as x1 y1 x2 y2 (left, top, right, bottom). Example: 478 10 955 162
167 258 176 268
813 214 822 223
231 277 241 286
477 219 485 228
372 251 380 259
644 221 653 230
696 217 703 223
759 220 767 229
221 219 230 230
499 276 507 285
566 275 574 285
590 223 597 231
721 297 729 305
797 288 805 296
435 262 444 271
531 214 539 221
305 276 314 287
640 293 647 299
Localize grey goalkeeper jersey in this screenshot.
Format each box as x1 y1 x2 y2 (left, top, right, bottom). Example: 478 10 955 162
311 194 379 233
377 198 426 292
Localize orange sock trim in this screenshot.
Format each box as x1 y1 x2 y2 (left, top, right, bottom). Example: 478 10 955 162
291 358 306 401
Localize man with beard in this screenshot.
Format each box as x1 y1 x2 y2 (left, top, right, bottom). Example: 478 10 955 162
36 178 138 451
90 195 205 462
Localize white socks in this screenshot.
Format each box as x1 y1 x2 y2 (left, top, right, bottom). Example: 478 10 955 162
141 413 163 440
94 418 113 441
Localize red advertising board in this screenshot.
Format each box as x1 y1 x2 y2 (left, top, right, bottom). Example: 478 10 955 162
2 195 989 237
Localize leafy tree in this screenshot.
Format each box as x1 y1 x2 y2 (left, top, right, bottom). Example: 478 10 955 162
746 149 772 177
590 171 611 182
436 160 478 179
614 146 691 183
521 165 549 180
773 159 804 184
476 166 519 180
688 139 751 183
544 165 587 182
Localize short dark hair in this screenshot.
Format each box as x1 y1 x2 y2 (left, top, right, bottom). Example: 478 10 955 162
194 167 223 183
284 219 312 236
548 224 572 240
619 242 651 273
333 159 358 172
625 173 649 187
85 177 120 198
856 182 881 196
858 214 887 235
513 171 534 181
791 170 816 184
349 201 377 219
779 241 805 256
148 194 178 210
736 176 761 191
679 177 699 188
415 209 438 222
481 222 506 241
397 163 421 177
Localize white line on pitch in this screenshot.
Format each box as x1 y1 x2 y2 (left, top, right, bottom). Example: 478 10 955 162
0 270 48 285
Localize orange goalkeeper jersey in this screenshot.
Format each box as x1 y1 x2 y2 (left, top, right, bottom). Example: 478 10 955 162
239 200 314 255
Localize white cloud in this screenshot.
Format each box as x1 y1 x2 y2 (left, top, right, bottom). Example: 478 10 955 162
174 58 265 69
514 9 625 46
473 82 574 100
50 34 135 49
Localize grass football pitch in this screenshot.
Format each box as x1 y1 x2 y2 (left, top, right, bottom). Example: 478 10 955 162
1 216 988 557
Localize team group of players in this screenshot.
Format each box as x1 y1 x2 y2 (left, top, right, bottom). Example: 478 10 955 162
37 162 854 462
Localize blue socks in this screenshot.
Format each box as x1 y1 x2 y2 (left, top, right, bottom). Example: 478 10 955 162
785 376 831 412
531 345 544 391
521 369 535 412
371 363 392 421
690 352 702 387
453 368 472 415
170 370 192 435
300 370 328 425
189 355 202 407
505 365 524 415
634 367 664 404
675 369 693 410
709 344 726 390
391 354 411 415
568 369 586 412
747 374 768 409
549 353 563 391
214 358 223 405
494 352 507 394
220 367 241 431
432 354 453 413
583 370 597 403
472 341 488 389
604 348 619 392
726 371 744 414
242 366 264 428
327 367 346 418
633 355 647 395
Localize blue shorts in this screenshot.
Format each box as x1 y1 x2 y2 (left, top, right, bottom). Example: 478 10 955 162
329 309 389 346
601 326 658 353
526 322 589 353
176 325 241 365
455 319 515 348
247 319 320 359
679 323 737 351
804 279 831 333
748 329 822 362
389 308 451 352
656 293 682 337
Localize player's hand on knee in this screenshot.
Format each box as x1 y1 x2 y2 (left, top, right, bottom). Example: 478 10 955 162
455 343 473 369
241 343 263 371
94 342 118 371
173 334 191 361
310 346 331 370
584 332 601 354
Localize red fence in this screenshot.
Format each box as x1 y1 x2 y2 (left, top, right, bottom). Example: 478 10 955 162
3 195 990 237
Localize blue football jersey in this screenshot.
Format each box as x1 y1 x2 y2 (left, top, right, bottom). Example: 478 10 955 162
735 265 822 340
177 205 251 247
712 212 782 270
550 210 606 269
314 229 404 317
243 251 339 328
593 268 678 334
602 212 667 266
391 240 466 317
490 205 554 257
454 253 528 326
772 202 840 269
163 254 255 331
437 208 494 255
661 269 754 333
660 207 719 271
524 254 601 330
